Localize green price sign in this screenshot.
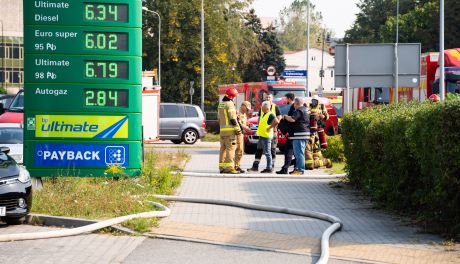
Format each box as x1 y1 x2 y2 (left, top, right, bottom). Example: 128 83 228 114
24 0 142 27
26 84 142 113
25 55 141 84
24 0 143 177
24 26 142 56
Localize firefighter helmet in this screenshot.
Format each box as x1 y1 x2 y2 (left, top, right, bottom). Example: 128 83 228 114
429 94 440 102
225 87 238 99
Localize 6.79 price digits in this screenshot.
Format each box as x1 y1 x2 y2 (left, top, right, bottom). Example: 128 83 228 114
85 61 128 79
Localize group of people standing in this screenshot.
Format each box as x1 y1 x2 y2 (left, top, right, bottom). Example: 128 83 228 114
218 87 332 175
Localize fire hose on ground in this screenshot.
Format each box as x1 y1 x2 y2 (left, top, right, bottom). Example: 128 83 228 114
0 201 171 242
154 195 342 264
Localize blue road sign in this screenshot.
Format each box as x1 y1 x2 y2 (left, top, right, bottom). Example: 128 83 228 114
282 70 308 77
34 143 129 167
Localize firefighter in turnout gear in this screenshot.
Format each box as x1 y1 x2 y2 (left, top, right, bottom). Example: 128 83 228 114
235 101 252 173
218 87 242 174
305 95 332 170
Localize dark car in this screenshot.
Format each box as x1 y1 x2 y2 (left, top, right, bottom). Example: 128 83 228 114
159 103 207 144
0 147 32 225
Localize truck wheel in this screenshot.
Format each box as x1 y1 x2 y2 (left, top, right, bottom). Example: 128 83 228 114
182 129 198 145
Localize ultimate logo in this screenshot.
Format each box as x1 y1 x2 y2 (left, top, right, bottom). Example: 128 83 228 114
36 115 128 139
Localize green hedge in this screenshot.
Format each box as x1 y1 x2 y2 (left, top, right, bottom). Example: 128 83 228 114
323 136 345 162
342 100 460 237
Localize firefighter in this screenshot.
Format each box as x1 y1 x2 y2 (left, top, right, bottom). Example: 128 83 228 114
218 87 242 174
234 101 252 173
306 95 332 170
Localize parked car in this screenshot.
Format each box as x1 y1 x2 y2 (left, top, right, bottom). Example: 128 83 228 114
0 90 24 124
0 94 14 110
0 123 23 164
0 146 32 225
244 97 339 154
159 103 207 144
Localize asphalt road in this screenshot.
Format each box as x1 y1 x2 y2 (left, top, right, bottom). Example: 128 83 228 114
123 238 360 264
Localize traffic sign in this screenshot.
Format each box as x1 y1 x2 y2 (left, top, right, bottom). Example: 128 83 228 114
282 70 307 77
24 0 143 177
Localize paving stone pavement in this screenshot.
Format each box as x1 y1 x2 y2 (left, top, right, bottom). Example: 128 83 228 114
153 148 460 263
0 224 146 264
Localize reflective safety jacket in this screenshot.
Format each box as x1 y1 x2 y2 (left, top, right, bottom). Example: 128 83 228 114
257 112 274 139
310 104 329 128
218 100 241 137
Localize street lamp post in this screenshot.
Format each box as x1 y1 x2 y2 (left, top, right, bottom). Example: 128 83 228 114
439 0 445 101
201 0 205 112
0 20 4 90
394 0 400 103
142 7 161 87
305 1 310 96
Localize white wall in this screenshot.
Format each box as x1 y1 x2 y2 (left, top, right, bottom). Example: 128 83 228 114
284 48 340 95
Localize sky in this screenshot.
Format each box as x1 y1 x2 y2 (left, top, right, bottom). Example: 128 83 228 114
252 0 360 38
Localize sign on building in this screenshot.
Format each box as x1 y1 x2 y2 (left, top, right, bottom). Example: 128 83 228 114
23 0 143 177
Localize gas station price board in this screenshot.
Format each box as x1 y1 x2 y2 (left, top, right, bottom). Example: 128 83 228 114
24 0 143 177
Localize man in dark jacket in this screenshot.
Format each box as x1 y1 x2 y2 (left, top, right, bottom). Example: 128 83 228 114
276 92 296 174
283 97 309 175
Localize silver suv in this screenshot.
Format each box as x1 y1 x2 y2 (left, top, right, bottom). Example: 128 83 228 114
159 103 207 144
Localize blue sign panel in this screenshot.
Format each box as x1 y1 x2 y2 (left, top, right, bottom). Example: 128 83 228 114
34 144 129 167
282 70 308 77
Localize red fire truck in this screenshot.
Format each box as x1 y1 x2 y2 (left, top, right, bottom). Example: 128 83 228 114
343 48 460 111
218 81 307 112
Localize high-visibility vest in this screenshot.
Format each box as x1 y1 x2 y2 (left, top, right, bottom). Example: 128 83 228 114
218 100 239 136
257 112 274 139
258 104 277 125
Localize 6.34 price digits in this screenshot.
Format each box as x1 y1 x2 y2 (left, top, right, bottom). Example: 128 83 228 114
84 4 128 22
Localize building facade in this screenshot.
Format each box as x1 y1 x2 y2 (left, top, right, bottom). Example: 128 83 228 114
284 48 339 96
0 0 24 94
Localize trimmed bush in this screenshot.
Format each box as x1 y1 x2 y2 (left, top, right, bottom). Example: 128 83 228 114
342 100 460 237
323 136 345 162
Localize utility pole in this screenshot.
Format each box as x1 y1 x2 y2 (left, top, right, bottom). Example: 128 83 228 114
320 31 325 94
142 7 161 86
201 0 205 111
394 0 400 103
439 0 445 101
305 1 310 96
1 20 4 90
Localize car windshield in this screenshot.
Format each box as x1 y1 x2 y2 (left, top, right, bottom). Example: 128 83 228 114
8 92 24 112
0 127 23 144
333 103 343 118
271 90 306 98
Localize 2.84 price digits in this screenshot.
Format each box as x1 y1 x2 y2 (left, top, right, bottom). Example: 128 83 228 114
85 61 128 79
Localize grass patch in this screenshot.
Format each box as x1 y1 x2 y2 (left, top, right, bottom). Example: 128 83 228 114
201 133 220 142
32 150 189 232
326 162 346 175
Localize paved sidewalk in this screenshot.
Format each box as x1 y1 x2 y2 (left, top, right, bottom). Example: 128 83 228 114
152 148 460 263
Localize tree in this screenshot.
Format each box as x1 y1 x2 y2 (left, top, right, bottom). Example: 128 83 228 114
344 0 459 52
276 0 329 51
142 0 286 110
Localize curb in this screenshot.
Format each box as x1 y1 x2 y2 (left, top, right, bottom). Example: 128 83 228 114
26 214 137 235
181 171 347 180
